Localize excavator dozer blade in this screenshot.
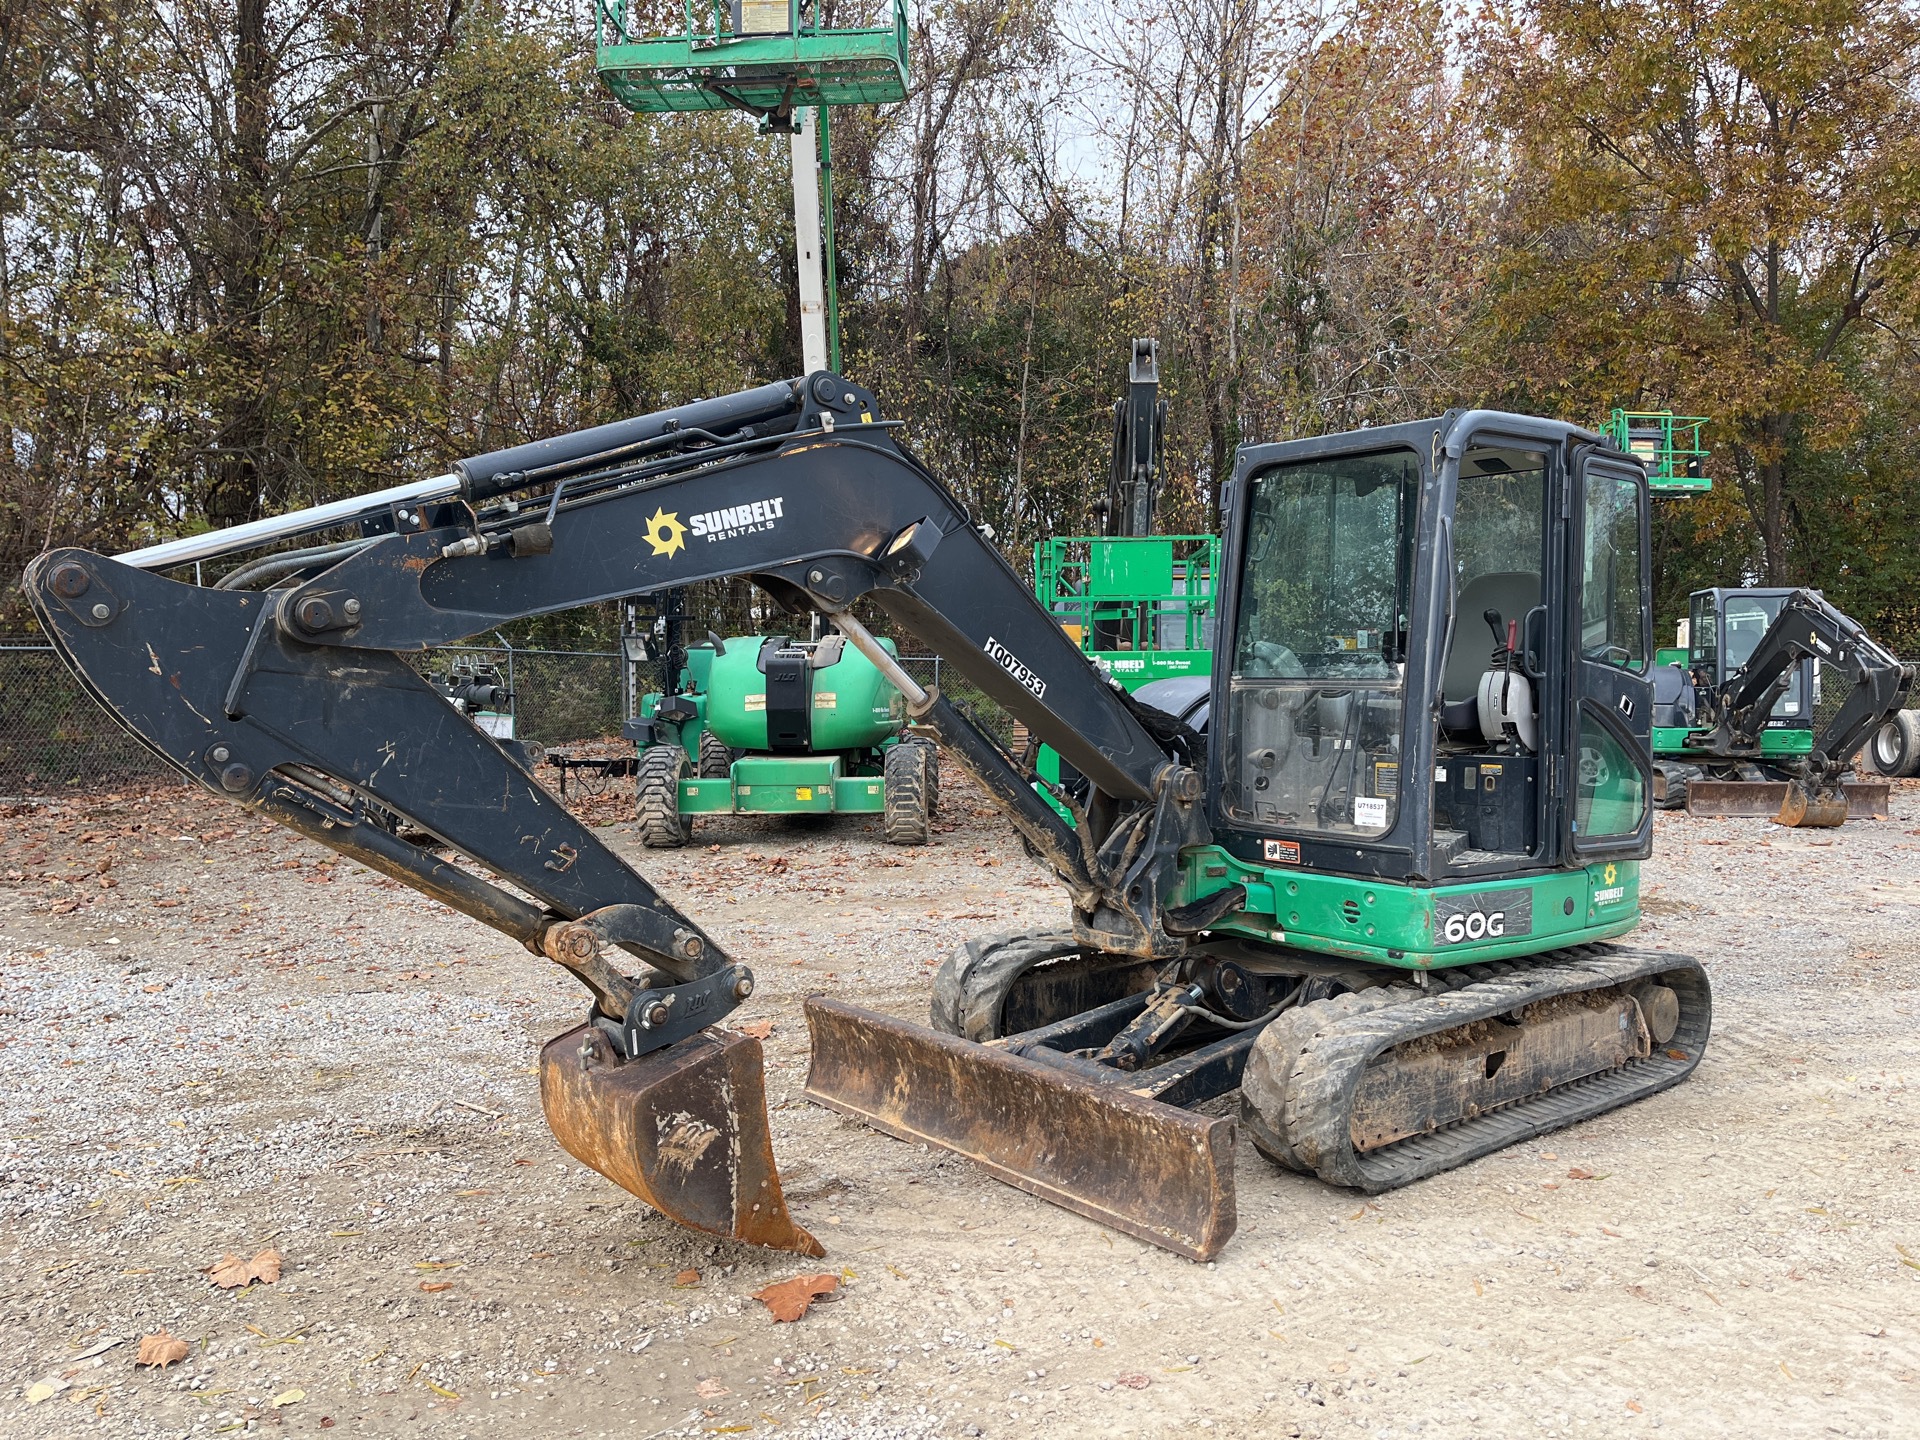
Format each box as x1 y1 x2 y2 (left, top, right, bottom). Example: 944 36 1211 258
540 1024 824 1257
802 997 1235 1261
1686 779 1887 824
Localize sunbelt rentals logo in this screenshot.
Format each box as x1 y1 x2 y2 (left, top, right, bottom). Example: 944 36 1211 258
1593 861 1626 906
691 496 785 543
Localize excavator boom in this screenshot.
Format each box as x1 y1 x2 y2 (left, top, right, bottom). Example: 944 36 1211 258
26 372 1220 1255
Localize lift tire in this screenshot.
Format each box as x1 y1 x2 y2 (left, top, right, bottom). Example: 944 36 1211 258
1866 710 1920 778
636 744 691 848
697 729 734 780
915 737 941 817
883 740 932 846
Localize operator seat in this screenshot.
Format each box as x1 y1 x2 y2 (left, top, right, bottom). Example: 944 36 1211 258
1441 571 1540 736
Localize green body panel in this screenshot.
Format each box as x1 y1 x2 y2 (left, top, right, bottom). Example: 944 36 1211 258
1653 725 1812 758
595 0 909 115
1179 849 1641 969
674 756 887 816
1093 649 1212 688
832 775 887 812
677 778 736 813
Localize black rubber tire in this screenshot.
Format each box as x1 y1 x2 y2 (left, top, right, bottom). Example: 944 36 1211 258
697 729 734 780
635 744 691 848
915 737 941 817
1866 710 1920 778
930 929 1094 1039
883 740 932 846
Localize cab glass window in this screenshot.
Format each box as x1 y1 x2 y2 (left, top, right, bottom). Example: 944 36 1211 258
1225 449 1415 837
1581 476 1646 670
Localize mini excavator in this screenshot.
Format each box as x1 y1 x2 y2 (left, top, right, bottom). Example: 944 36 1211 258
29 373 1712 1261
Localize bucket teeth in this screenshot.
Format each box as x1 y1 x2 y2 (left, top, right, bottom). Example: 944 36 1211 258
540 1024 823 1257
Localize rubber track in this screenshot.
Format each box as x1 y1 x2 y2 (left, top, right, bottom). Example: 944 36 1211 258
929 930 1082 1041
1244 944 1711 1193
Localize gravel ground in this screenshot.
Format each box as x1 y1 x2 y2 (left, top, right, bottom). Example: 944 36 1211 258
1 768 1916 1440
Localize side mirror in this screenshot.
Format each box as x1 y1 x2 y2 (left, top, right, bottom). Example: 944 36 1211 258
1521 605 1548 680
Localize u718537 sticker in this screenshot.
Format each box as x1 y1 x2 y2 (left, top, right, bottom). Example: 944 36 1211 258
1434 889 1533 945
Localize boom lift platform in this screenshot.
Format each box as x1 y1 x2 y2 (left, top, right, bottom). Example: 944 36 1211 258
31 374 1711 1262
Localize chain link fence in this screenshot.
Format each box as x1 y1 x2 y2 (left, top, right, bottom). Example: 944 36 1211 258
7 632 1911 797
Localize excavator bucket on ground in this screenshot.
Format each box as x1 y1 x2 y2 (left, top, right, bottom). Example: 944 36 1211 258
541 1024 823 1256
802 997 1236 1261
1685 778 1887 825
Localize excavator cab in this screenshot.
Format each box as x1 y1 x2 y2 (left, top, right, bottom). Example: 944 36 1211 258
1216 414 1653 899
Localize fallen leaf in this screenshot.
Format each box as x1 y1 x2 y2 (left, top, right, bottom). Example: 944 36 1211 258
136 1331 191 1369
24 1380 65 1403
1568 1167 1599 1181
321 1420 334 1430
736 1019 775 1040
1626 1400 1644 1414
270 1389 304 1408
419 1282 453 1293
674 1269 701 1287
697 1378 731 1399
205 1247 283 1289
1115 1372 1151 1389
753 1273 839 1322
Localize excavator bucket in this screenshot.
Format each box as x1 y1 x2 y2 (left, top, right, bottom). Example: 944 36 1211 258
1686 779 1887 824
540 1024 823 1256
803 997 1236 1261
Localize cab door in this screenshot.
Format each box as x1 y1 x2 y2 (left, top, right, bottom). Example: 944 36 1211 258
1566 450 1654 860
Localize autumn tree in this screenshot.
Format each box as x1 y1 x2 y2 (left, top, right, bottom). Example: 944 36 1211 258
1471 0 1920 592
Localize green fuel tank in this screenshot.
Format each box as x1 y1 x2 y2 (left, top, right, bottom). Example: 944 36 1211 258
703 634 905 753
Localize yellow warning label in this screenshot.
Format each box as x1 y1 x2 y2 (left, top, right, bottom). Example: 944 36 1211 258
796 787 813 800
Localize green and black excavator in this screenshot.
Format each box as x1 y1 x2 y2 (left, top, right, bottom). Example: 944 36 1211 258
1651 586 1909 825
30 374 1725 1261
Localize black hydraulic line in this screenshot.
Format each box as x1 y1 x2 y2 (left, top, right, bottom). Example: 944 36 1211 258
454 380 804 500
214 538 378 591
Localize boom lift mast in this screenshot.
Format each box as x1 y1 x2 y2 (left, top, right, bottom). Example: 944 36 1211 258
30 374 1710 1261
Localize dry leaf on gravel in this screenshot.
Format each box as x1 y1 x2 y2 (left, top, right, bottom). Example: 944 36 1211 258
1115 1372 1151 1389
419 1282 453 1293
753 1273 839 1321
696 1378 731 1398
205 1247 283 1289
1568 1167 1600 1181
674 1269 700 1287
270 1389 305 1408
735 1019 775 1040
136 1331 191 1369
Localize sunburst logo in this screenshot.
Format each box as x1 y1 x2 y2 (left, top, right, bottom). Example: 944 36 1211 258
1603 863 1617 885
644 507 686 559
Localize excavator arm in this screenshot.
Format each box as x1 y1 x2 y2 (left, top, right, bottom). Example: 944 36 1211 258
1691 589 1915 825
24 371 1219 1256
